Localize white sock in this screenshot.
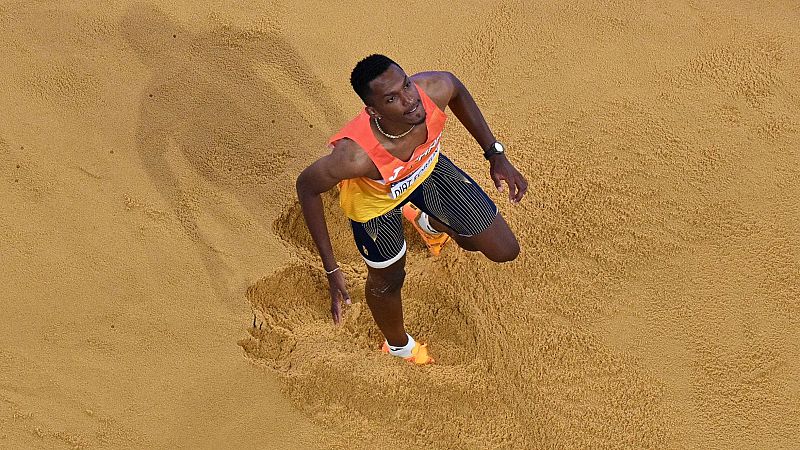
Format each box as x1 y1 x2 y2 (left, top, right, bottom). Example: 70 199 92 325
417 213 440 235
386 333 416 358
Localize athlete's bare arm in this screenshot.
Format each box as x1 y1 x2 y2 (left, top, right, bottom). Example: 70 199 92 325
411 71 528 203
296 139 376 324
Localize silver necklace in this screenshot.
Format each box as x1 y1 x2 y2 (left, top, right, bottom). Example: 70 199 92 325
374 116 415 139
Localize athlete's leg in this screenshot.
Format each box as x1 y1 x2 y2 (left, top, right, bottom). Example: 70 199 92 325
426 212 518 261
349 209 411 347
409 154 519 262
453 213 519 262
424 214 478 251
364 254 409 347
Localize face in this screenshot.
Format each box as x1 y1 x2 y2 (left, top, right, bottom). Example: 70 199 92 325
365 64 426 125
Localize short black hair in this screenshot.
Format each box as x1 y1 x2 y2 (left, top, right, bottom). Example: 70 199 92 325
350 54 402 104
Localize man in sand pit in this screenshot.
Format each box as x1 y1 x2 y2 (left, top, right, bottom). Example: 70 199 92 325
297 54 527 364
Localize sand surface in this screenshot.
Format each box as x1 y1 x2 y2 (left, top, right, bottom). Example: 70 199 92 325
2 1 799 448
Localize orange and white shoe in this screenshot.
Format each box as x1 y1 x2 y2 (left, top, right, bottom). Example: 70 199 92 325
402 203 450 256
381 340 435 365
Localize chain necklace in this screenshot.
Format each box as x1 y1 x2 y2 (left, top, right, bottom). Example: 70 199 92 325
374 116 415 139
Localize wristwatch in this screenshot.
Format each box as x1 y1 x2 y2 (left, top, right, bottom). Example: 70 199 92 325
483 140 506 160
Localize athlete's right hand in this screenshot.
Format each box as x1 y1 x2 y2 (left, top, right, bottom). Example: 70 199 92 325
326 269 351 325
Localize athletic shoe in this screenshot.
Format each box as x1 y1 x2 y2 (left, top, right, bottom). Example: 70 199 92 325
381 341 435 365
402 203 450 256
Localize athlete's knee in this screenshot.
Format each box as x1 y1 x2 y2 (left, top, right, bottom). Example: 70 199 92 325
487 240 520 263
366 268 406 296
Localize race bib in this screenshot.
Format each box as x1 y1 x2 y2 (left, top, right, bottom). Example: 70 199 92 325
389 146 439 199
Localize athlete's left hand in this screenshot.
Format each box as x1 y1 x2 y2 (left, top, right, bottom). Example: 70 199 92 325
489 154 528 203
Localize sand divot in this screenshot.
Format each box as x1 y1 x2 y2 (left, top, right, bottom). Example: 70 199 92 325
273 193 362 266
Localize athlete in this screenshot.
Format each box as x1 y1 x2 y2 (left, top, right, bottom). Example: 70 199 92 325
296 54 527 364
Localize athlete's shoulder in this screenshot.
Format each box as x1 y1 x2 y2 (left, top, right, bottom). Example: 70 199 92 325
328 138 377 178
330 137 364 160
410 71 458 109
329 137 364 155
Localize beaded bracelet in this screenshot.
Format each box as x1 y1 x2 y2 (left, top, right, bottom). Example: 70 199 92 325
325 266 340 275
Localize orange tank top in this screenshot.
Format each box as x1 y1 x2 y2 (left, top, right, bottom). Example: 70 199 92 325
328 84 447 222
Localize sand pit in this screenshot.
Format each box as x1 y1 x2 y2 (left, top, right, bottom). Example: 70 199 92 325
2 1 799 448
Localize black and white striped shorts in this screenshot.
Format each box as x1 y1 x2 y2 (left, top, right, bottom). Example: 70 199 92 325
350 154 498 268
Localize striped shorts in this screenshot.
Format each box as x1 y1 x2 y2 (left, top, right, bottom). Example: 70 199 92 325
350 154 498 268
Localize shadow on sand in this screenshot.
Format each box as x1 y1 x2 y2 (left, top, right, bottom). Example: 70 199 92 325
122 4 344 302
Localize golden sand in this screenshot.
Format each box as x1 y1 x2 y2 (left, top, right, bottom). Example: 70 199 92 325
2 1 799 448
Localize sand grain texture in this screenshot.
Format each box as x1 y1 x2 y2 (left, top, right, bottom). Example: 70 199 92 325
2 0 799 448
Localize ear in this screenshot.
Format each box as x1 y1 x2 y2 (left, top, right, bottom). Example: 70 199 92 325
365 105 379 119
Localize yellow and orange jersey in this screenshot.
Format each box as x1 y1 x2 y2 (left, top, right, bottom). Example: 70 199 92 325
328 84 447 222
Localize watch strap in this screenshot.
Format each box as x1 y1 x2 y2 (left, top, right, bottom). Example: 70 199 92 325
483 141 504 160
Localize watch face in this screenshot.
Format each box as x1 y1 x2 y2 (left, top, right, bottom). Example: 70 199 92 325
485 141 505 160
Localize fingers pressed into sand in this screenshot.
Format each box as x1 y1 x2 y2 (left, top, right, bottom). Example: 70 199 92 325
331 299 340 324
328 270 350 325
